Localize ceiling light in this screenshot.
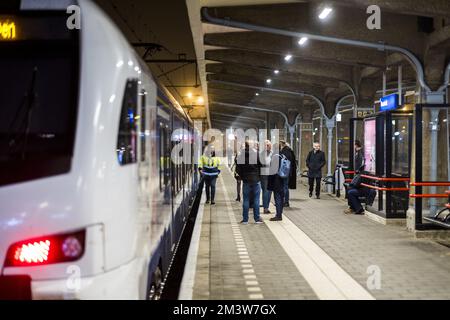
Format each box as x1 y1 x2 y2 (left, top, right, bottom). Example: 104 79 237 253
274 70 280 75
187 92 193 98
298 37 308 46
319 7 333 20
266 79 272 84
256 93 260 96
284 55 293 62
197 96 204 104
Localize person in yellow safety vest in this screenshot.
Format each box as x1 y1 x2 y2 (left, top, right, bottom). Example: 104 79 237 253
199 146 221 205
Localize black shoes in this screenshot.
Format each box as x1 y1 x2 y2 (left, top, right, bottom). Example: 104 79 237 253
236 197 241 202
316 195 320 199
283 203 290 208
309 192 313 198
211 201 216 205
205 200 210 204
270 217 283 222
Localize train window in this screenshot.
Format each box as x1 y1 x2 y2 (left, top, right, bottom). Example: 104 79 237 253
159 124 164 192
163 126 170 188
117 80 138 166
140 90 147 162
0 24 80 186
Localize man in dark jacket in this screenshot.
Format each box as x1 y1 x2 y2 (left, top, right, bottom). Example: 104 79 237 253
268 143 285 221
236 142 263 225
280 141 297 207
306 143 326 199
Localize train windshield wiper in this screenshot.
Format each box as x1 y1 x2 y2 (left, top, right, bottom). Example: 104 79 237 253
7 67 39 160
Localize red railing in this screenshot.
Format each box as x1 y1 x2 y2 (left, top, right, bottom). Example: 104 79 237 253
410 194 448 198
361 175 410 182
410 182 450 199
361 183 409 192
411 182 450 187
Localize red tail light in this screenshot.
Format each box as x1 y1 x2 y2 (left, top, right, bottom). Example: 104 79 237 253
5 230 85 267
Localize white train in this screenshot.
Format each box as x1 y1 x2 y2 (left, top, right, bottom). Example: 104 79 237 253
0 0 199 299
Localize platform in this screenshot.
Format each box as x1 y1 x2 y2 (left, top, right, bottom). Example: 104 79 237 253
181 168 450 300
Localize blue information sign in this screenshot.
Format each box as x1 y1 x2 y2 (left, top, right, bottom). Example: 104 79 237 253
380 93 400 112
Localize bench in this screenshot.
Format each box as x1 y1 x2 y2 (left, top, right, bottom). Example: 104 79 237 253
423 190 450 228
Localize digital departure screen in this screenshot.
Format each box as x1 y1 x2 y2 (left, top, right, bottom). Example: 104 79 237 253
0 19 16 40
0 14 73 41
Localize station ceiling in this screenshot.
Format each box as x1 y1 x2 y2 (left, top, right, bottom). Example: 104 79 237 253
186 0 450 130
94 0 206 121
94 1 450 130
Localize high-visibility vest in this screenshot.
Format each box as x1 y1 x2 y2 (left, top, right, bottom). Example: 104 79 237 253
199 156 220 176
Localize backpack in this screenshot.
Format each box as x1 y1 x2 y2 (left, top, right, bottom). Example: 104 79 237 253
277 154 291 178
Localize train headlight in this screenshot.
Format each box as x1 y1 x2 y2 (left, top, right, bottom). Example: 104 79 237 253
5 230 85 267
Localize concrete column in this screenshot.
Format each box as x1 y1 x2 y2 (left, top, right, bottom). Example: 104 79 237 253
288 125 296 151
325 117 336 193
424 93 445 216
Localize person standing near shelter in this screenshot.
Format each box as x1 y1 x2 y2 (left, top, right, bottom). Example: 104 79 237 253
354 140 364 172
199 146 221 205
268 143 285 221
260 140 273 214
306 143 326 199
236 141 263 225
280 141 297 207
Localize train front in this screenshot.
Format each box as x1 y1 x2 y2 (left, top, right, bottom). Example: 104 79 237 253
0 1 104 300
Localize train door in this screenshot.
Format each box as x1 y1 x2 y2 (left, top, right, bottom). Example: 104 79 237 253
137 88 151 230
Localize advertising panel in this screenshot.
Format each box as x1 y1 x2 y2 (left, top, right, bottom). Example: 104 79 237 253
364 119 377 174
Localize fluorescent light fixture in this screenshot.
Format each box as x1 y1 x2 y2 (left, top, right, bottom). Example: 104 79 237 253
298 37 308 46
255 93 260 96
266 79 272 84
284 55 293 62
274 70 280 74
319 7 333 20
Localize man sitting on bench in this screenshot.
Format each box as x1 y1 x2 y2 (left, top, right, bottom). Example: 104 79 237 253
344 167 376 215
344 140 376 215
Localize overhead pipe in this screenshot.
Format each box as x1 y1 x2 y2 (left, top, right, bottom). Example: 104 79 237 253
211 101 289 126
211 112 266 123
201 7 432 93
211 101 297 146
209 79 326 120
438 62 450 94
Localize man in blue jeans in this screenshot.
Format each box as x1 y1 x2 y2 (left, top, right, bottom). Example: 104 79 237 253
346 188 376 215
266 143 286 221
236 142 263 225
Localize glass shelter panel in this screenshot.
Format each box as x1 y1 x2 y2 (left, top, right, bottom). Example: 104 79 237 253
421 108 450 216
391 117 410 176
